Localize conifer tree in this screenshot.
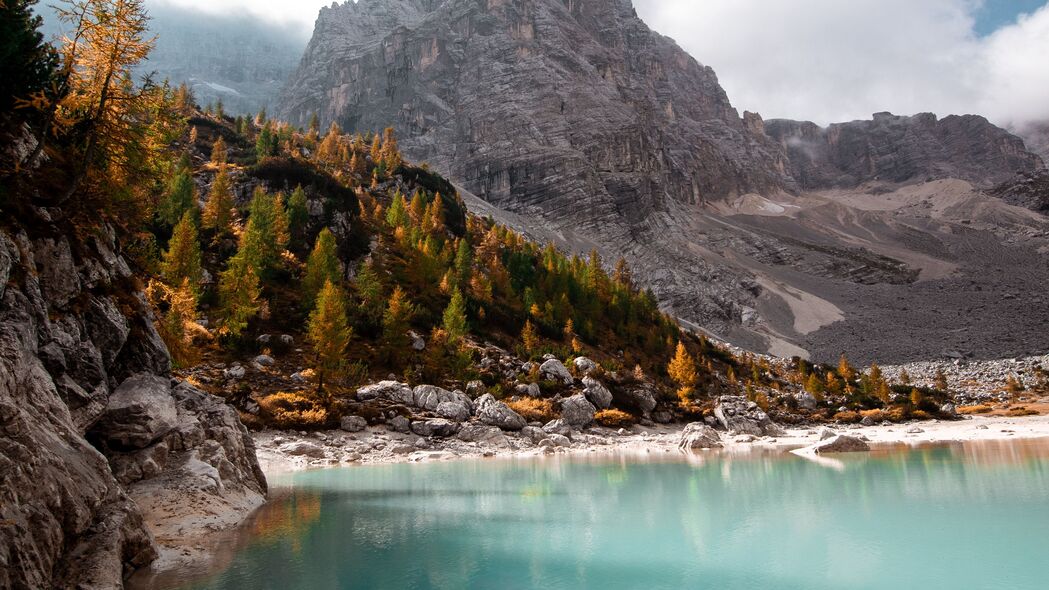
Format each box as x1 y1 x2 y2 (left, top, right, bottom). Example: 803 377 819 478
272 192 290 251
521 319 539 356
302 228 341 309
899 368 912 386
382 286 415 353
385 191 408 228
838 354 855 382
201 165 233 233
158 165 197 226
668 341 697 403
934 369 949 392
218 251 261 339
308 279 352 392
211 135 227 166
354 259 384 330
287 185 308 237
308 112 320 133
1 0 58 130
910 388 923 407
454 239 472 284
805 373 824 402
240 187 282 276
160 210 202 294
442 289 469 345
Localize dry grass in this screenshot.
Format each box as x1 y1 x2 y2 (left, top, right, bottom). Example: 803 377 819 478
507 397 557 423
832 410 861 424
860 409 888 422
258 391 329 429
1005 406 1039 417
958 404 994 415
594 409 636 429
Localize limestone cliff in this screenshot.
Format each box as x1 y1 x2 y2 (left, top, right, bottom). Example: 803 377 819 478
0 208 266 589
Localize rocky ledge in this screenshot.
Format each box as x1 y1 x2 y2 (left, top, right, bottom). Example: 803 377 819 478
0 219 266 589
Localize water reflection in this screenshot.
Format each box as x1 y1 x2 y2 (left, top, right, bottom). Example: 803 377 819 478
146 439 1049 590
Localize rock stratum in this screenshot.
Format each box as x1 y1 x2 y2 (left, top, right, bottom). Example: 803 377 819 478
0 211 266 589
278 0 1049 364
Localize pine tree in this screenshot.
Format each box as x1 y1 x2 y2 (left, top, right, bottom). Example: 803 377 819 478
668 341 697 403
308 279 352 392
272 192 290 251
158 165 197 226
287 185 308 237
442 289 469 345
1 0 58 132
934 369 949 392
211 136 227 166
201 165 233 234
899 368 912 386
385 191 408 228
354 259 384 330
806 373 825 402
838 354 855 382
910 388 923 407
454 239 472 284
240 187 282 276
218 252 261 339
308 112 320 133
302 228 341 309
521 319 539 356
382 286 415 353
160 210 202 294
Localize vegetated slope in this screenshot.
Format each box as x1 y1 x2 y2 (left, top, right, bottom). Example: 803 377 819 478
277 0 1049 364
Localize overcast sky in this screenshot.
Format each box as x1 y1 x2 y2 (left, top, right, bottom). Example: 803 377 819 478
154 0 1049 127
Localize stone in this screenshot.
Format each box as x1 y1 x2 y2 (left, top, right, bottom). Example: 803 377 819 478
411 419 460 438
412 384 472 412
678 423 723 450
475 394 527 431
224 365 246 380
339 416 368 433
457 423 506 443
713 396 785 437
256 334 272 344
387 415 411 433
795 391 817 410
819 428 838 441
253 354 275 367
542 419 573 438
357 381 414 405
544 434 571 447
861 415 876 427
581 376 613 409
465 380 486 398
515 383 542 397
940 403 958 416
279 441 327 458
91 374 178 450
436 400 472 422
539 358 574 385
560 394 596 428
613 383 659 417
812 434 870 454
573 356 598 374
408 330 426 351
907 427 925 434
520 426 546 444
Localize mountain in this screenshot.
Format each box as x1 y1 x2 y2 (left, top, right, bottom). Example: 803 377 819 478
278 0 1049 364
38 1 305 115
1016 121 1049 163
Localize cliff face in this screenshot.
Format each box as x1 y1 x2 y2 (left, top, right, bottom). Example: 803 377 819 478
0 209 266 589
278 0 1049 363
766 112 1045 189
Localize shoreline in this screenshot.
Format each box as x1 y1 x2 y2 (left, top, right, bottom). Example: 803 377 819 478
252 413 1049 475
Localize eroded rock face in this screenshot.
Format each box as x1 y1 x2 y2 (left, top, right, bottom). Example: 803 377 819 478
0 223 266 589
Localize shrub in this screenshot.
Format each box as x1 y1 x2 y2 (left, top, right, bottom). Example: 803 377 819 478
860 409 887 422
595 409 636 429
258 392 330 429
507 397 557 423
958 405 993 415
1005 406 1038 417
912 409 932 420
832 410 860 424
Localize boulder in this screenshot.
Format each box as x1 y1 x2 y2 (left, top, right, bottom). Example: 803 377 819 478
812 434 870 454
515 383 541 397
795 391 817 410
465 380 486 398
413 384 472 412
581 376 613 409
475 394 527 431
411 419 460 438
613 383 659 417
339 416 368 433
940 403 958 416
224 365 246 380
387 415 411 433
91 374 178 450
542 419 573 437
573 357 598 374
819 428 837 441
543 433 572 447
357 381 414 405
436 400 472 422
253 354 275 367
678 422 723 450
713 396 785 437
560 394 596 428
457 423 506 443
539 358 574 385
520 425 546 444
278 441 327 458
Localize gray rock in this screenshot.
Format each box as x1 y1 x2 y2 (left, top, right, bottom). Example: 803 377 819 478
713 396 785 437
543 433 572 447
457 423 506 443
436 400 472 422
678 423 723 450
819 428 838 441
278 441 327 458
253 354 275 367
795 391 817 410
542 419 573 438
515 382 541 397
413 384 472 412
357 381 414 405
539 358 574 385
907 426 925 434
256 334 272 344
465 380 486 398
410 419 460 438
224 365 246 380
940 403 958 416
560 394 596 428
339 416 368 433
613 383 659 417
520 425 546 444
861 415 876 427
812 434 871 454
581 376 613 409
387 415 411 433
573 357 598 374
475 394 526 431
92 374 178 450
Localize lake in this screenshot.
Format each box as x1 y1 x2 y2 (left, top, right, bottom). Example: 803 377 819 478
151 440 1049 589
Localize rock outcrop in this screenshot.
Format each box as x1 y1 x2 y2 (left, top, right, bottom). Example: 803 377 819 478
277 0 1049 364
0 216 266 589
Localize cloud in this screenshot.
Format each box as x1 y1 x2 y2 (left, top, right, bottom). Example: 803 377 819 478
633 0 1049 126
152 0 330 36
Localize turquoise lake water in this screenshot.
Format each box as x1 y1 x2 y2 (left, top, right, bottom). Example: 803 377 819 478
158 441 1049 590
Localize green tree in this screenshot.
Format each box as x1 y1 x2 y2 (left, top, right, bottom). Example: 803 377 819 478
354 259 384 332
218 251 261 339
159 210 202 295
308 279 352 392
385 191 408 228
240 187 282 276
0 0 58 133
255 124 277 158
302 228 341 309
287 185 309 237
201 165 233 233
382 286 415 352
442 289 469 346
158 164 197 226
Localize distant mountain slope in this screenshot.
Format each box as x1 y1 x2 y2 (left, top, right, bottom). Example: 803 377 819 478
277 0 1049 364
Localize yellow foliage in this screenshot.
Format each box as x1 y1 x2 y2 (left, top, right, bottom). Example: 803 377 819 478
507 397 557 423
595 409 636 429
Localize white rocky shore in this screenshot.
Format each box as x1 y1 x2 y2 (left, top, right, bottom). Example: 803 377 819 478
254 412 1049 474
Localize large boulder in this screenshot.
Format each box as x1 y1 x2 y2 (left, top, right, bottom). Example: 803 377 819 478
560 394 596 428
411 418 460 438
612 382 659 417
475 394 527 431
278 441 327 458
456 422 507 444
413 384 472 412
795 391 817 410
573 357 598 374
539 358 574 385
678 423 723 450
357 381 414 405
339 415 368 433
436 400 472 422
91 374 178 450
812 434 870 454
713 396 785 437
582 376 613 409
